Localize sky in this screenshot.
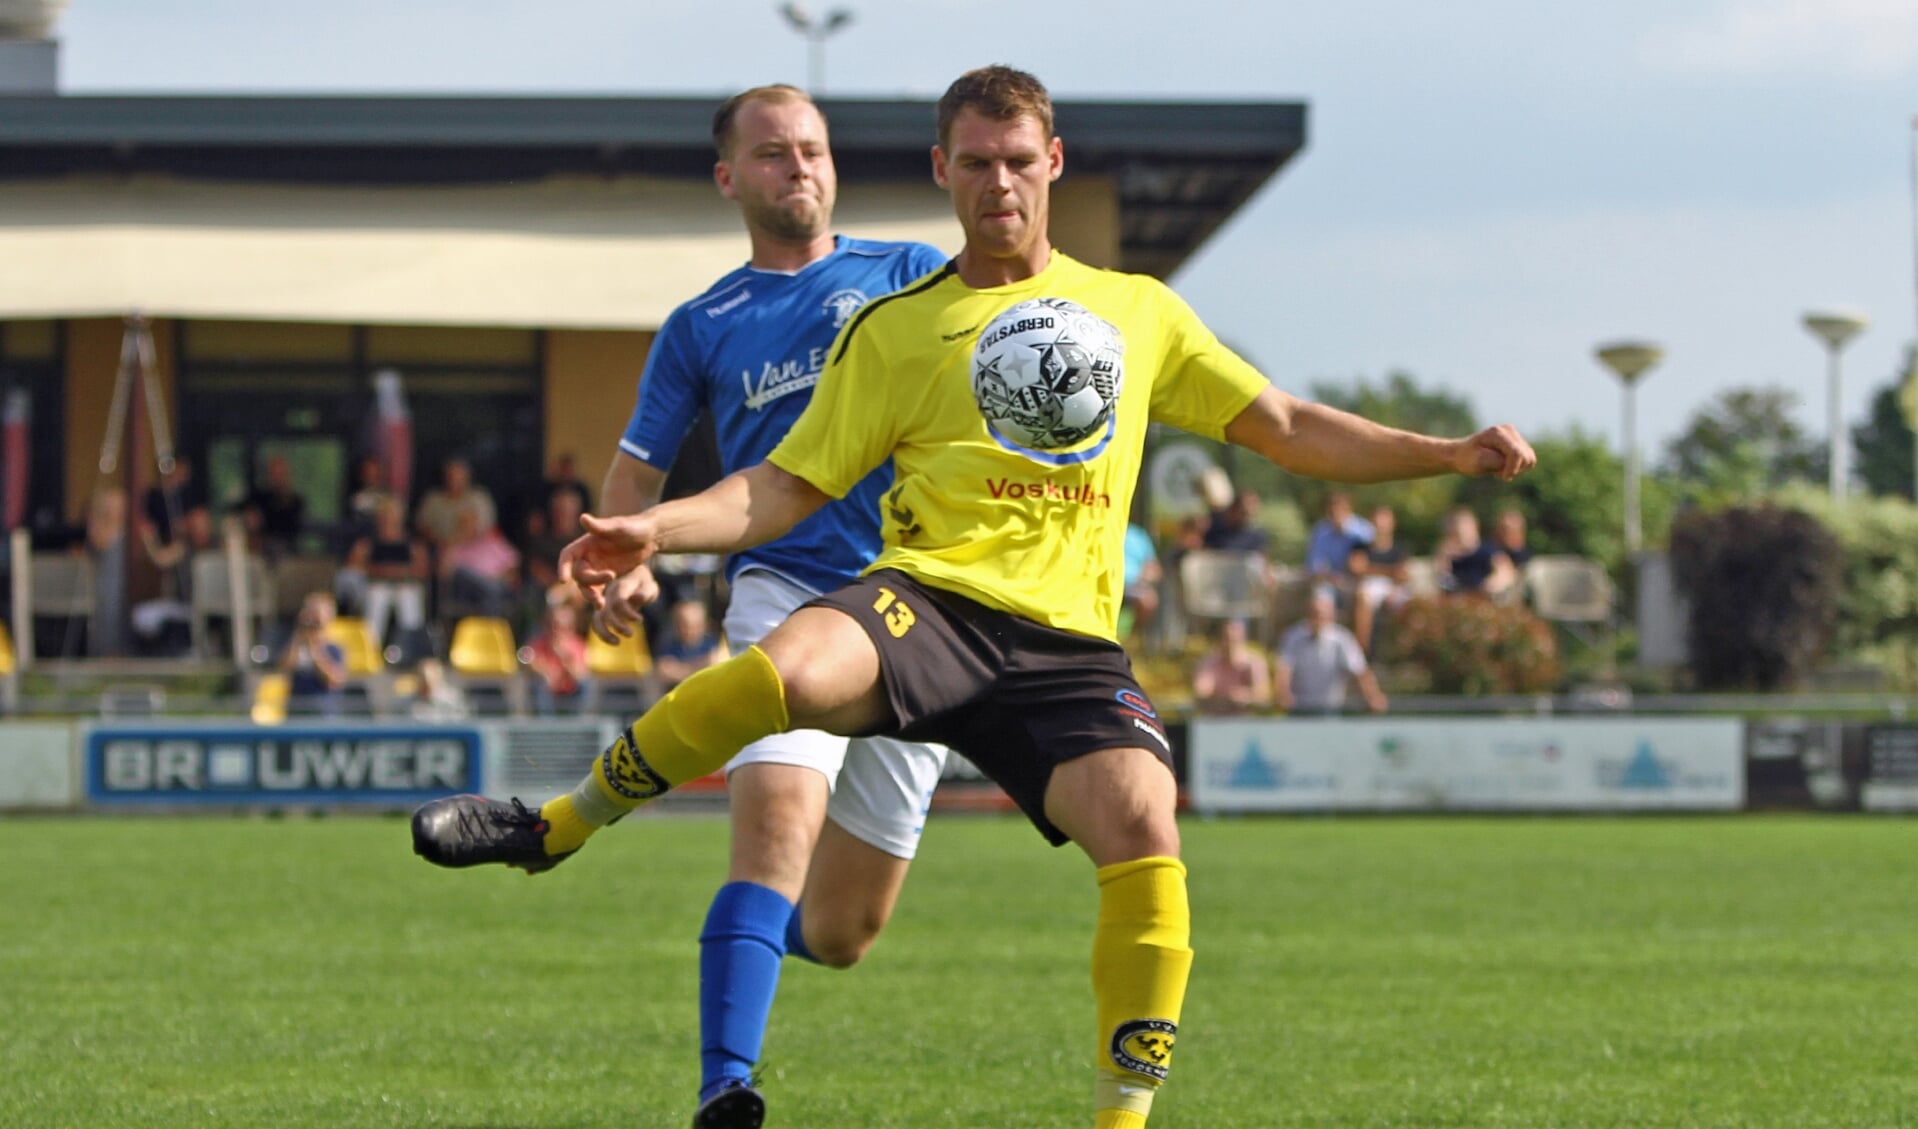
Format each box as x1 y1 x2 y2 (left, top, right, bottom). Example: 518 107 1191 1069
51 0 1918 458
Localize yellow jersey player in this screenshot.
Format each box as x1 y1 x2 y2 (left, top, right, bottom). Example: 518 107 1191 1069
415 65 1537 1128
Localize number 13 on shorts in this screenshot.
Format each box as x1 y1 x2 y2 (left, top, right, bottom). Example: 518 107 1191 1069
872 587 917 637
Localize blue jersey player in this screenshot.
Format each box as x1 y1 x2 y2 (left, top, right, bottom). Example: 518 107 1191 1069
594 85 948 1129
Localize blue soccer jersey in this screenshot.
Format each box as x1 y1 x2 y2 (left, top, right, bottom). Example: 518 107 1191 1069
619 236 949 594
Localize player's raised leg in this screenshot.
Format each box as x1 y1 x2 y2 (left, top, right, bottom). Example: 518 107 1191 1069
1044 747 1189 1129
412 605 890 870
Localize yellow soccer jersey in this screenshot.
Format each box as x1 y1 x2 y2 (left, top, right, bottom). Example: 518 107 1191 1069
769 251 1269 641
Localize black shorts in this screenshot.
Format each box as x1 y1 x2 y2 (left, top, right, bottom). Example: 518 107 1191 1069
806 569 1172 846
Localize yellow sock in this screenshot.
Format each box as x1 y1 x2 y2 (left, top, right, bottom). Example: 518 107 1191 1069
1091 856 1193 1125
538 646 789 855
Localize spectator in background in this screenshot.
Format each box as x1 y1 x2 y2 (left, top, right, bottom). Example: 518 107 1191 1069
408 657 469 721
342 497 430 649
1303 491 1375 604
1349 504 1411 653
140 455 202 550
439 507 520 619
1488 508 1532 599
85 485 131 658
344 454 399 543
1190 618 1273 716
280 591 348 716
133 502 215 655
523 488 586 601
1121 522 1162 645
1275 589 1387 715
1202 487 1270 553
242 452 306 558
1437 507 1516 597
415 457 497 551
540 451 593 518
652 598 725 689
526 599 592 716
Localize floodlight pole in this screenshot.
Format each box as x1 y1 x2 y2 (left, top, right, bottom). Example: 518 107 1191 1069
778 3 854 94
1595 342 1664 556
1802 311 1869 501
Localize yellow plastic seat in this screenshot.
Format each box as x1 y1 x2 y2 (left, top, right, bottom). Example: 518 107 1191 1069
324 616 384 674
586 624 652 678
449 616 520 675
250 673 290 724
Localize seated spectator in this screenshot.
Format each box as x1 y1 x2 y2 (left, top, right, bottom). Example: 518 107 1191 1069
1349 504 1411 653
1202 488 1270 553
1190 618 1273 716
407 657 470 721
279 591 348 716
1487 508 1532 599
342 497 430 649
539 451 593 519
1122 522 1163 645
1303 491 1375 604
343 454 398 543
653 599 726 689
415 457 497 551
1437 507 1517 597
139 455 204 551
1275 590 1387 716
439 508 520 619
133 502 215 655
241 452 307 558
525 600 592 716
523 488 585 600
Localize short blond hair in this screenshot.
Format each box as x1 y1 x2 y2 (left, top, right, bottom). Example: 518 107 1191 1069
712 84 817 157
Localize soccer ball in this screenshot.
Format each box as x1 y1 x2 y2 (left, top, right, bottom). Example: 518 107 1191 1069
971 298 1124 450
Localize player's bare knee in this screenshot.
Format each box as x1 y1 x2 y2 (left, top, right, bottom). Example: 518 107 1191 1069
805 913 886 969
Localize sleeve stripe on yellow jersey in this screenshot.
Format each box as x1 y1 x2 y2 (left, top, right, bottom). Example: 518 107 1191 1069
830 260 957 365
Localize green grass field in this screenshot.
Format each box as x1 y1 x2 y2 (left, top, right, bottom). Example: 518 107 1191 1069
4 812 1916 1128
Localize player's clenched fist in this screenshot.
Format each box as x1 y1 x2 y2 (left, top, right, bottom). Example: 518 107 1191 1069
1455 424 1536 481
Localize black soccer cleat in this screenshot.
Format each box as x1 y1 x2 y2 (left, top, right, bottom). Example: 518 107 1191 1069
692 1079 765 1129
410 795 574 874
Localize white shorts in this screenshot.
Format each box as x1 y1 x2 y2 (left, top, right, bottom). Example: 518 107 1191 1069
721 568 948 860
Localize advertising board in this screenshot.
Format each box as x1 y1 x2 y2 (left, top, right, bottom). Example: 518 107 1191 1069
1189 717 1745 813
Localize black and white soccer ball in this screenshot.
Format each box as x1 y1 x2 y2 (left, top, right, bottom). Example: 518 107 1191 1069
971 298 1124 450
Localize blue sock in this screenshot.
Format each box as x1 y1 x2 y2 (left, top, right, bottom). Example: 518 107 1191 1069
784 900 820 965
698 882 792 1104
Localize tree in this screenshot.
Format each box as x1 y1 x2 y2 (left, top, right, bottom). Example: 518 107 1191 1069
1660 386 1822 506
1297 371 1479 548
1495 425 1673 570
1851 346 1918 500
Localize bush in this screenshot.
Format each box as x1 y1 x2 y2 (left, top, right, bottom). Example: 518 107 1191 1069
1773 485 1918 689
1379 595 1561 695
1668 503 1842 691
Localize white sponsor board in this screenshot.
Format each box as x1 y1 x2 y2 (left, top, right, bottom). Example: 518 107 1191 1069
1189 717 1745 812
0 723 76 810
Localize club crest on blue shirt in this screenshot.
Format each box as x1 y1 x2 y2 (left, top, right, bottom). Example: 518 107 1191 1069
824 288 870 329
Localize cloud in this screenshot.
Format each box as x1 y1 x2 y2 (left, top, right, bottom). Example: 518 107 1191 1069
1641 0 1918 79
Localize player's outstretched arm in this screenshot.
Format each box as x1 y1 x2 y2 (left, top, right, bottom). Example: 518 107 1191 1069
1223 386 1536 483
560 460 830 592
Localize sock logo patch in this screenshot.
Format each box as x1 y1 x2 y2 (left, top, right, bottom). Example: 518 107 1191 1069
599 727 669 800
1111 1018 1177 1080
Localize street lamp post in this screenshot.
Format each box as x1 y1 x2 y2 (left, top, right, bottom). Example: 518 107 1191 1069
1595 341 1664 556
1801 310 1869 501
777 3 854 94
